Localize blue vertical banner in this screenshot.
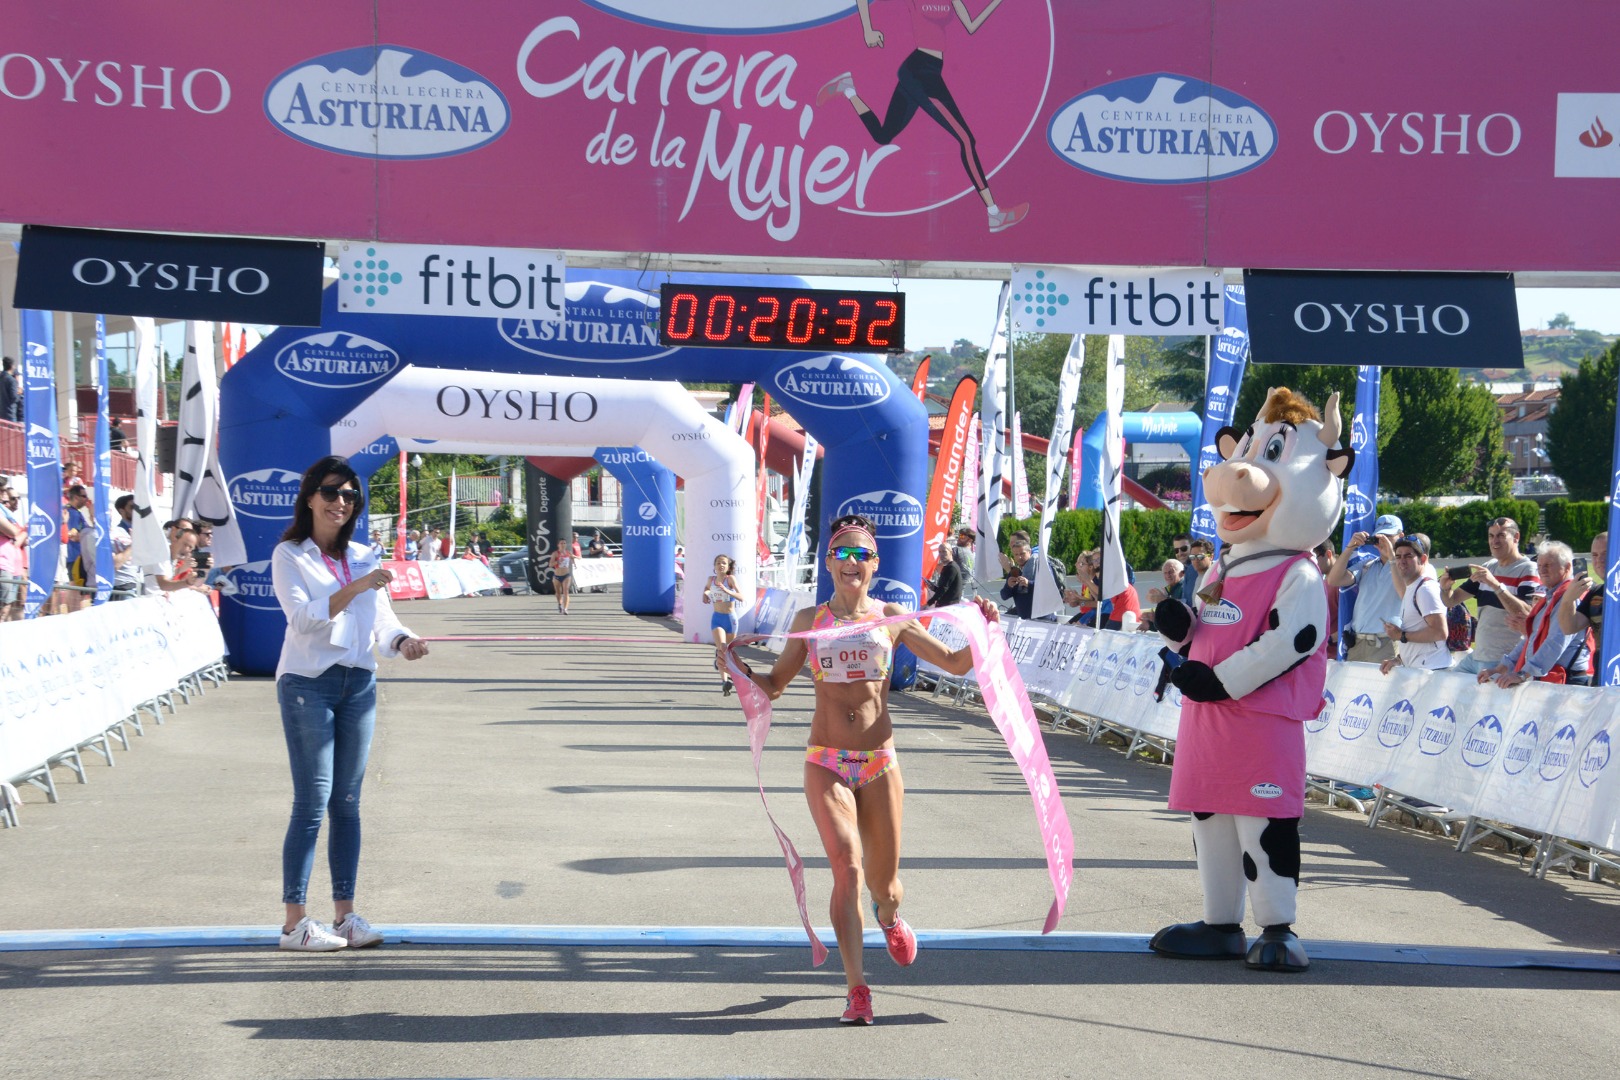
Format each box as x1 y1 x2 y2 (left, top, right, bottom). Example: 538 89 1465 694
1337 365 1382 658
1602 384 1620 686
1189 284 1250 555
20 310 61 618
93 315 113 604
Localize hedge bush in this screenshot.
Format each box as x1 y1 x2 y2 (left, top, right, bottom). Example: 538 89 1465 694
1543 500 1607 552
990 498 1550 568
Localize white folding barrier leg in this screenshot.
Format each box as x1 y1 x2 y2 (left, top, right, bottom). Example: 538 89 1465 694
106 718 131 752
78 732 115 768
48 746 88 785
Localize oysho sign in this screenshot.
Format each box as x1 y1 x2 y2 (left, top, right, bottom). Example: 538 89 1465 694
337 242 564 321
1242 269 1522 370
14 225 325 325
265 46 511 159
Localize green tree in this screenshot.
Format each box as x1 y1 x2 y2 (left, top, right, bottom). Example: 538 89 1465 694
1548 312 1575 329
1546 338 1619 501
1235 365 1400 454
1378 368 1501 498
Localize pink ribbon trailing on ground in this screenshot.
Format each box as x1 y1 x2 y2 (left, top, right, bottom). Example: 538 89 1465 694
723 601 1075 965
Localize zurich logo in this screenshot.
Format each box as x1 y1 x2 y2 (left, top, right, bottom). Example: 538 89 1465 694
1376 699 1416 748
1419 705 1456 756
869 577 917 608
1460 714 1504 768
774 355 891 411
1501 720 1539 777
1579 731 1611 788
1306 689 1334 733
1539 723 1579 782
1200 597 1243 626
501 280 666 364
637 502 658 521
580 1 856 33
265 46 511 159
229 468 304 521
1048 73 1278 183
275 332 401 390
836 489 923 539
1337 693 1374 741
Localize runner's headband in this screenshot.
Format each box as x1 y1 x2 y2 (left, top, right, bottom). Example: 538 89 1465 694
827 524 877 551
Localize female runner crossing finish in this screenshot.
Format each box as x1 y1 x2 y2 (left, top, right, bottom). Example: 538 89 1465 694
741 513 997 1024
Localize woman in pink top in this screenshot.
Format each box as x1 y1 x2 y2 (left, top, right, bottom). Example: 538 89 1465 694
742 513 996 1025
0 484 27 621
816 0 1027 233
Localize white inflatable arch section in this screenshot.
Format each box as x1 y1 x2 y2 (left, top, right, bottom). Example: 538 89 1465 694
330 367 754 640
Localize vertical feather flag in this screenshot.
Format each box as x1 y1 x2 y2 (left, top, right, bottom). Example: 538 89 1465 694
1032 335 1086 618
92 316 113 603
20 310 60 618
129 318 168 567
974 283 1011 582
920 375 979 586
1011 412 1031 519
1098 335 1128 608
910 355 931 403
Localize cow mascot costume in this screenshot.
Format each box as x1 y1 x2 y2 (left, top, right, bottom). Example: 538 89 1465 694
1151 387 1352 972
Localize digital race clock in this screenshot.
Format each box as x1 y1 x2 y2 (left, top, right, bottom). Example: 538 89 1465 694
658 283 906 352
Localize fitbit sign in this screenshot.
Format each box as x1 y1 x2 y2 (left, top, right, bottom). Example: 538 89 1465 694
1242 269 1522 370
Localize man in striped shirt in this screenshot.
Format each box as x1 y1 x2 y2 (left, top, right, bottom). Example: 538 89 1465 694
1441 516 1541 675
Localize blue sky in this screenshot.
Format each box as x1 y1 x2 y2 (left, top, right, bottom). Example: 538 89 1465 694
809 277 1620 351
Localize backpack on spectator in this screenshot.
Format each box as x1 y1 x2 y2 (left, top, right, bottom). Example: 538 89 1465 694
1445 603 1474 653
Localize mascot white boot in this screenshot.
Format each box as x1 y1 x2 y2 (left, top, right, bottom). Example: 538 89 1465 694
1150 387 1352 973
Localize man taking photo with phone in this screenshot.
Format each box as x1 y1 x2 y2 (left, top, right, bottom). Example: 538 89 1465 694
1439 516 1541 675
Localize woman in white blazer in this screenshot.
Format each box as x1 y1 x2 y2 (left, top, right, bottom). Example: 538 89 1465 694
271 455 428 952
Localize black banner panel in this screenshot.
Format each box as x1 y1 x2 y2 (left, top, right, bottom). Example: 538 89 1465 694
14 225 326 325
1242 269 1522 369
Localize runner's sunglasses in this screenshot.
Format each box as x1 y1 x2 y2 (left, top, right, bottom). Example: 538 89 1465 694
316 486 361 504
829 546 877 562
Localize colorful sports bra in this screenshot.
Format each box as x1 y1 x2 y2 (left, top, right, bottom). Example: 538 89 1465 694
810 603 894 683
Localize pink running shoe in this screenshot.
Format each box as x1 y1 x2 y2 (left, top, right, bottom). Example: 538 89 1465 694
816 71 855 107
875 904 918 966
841 983 874 1025
988 202 1030 233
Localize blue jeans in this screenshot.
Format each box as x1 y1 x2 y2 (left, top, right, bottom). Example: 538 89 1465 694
277 665 376 904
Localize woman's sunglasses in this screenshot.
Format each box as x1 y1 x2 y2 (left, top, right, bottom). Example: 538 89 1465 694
829 546 876 562
316 486 360 505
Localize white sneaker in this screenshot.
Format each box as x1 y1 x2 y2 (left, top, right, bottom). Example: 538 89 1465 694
279 916 348 952
988 202 1030 233
334 912 384 948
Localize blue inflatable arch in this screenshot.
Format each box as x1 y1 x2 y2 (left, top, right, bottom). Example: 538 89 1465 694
217 270 928 675
1074 411 1203 511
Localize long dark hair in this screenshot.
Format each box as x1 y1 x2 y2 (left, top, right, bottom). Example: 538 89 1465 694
281 455 364 553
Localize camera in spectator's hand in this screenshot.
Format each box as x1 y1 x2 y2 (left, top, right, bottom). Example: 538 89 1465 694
1341 628 1358 649
192 551 212 571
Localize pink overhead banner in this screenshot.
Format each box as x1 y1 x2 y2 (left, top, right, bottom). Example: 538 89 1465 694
2 1 1617 271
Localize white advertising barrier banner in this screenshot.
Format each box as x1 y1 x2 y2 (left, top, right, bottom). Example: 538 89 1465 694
0 592 223 782
568 557 623 592
447 559 507 594
420 562 462 600
915 613 974 685
749 588 814 649
915 615 1620 855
